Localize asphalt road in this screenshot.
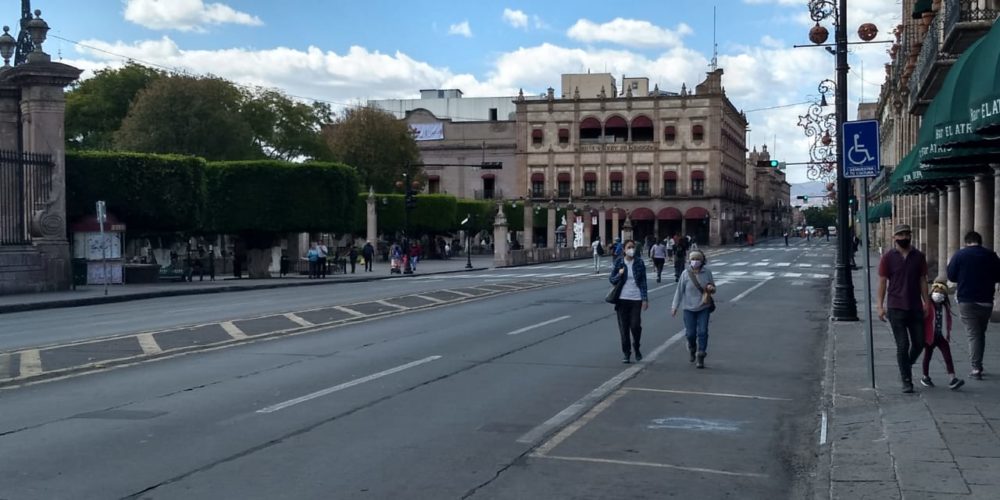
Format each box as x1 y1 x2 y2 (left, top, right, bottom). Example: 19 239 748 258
0 239 834 499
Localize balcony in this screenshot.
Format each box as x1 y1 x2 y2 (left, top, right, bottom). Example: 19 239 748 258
909 13 955 114
943 0 998 54
474 188 503 200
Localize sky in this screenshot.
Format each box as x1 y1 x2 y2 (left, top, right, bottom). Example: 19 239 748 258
22 0 902 183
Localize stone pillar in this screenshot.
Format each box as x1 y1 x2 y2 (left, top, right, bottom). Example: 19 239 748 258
0 82 19 150
546 200 556 249
975 173 993 248
960 178 975 244
994 166 1000 252
926 192 939 278
493 203 509 267
938 188 949 280
653 219 660 241
582 207 592 245
948 183 961 262
598 203 607 244
612 207 620 242
622 214 633 242
522 200 533 249
366 187 377 245
565 204 575 248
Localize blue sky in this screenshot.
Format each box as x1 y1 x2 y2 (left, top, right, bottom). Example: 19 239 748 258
23 0 901 183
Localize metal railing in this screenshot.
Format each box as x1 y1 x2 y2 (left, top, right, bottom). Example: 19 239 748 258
473 188 503 200
911 12 944 102
0 150 53 245
946 0 999 34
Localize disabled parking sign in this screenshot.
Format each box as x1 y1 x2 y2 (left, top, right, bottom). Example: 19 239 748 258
842 120 880 178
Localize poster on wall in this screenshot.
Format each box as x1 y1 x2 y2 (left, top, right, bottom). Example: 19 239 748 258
87 261 123 285
85 233 122 260
409 123 444 141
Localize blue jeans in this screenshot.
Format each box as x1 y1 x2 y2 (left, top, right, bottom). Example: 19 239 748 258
683 308 711 353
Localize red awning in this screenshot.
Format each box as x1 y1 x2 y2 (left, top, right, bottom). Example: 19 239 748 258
580 117 601 129
583 172 597 181
630 207 655 220
631 115 653 128
531 129 544 139
558 128 569 138
657 207 682 220
664 125 677 139
557 172 571 182
663 171 678 180
481 173 495 179
690 170 705 180
685 207 709 219
636 171 650 181
427 175 440 181
609 171 623 181
531 172 545 182
605 116 627 128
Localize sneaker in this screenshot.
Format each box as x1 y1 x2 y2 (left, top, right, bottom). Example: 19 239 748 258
902 381 915 393
689 350 696 363
919 376 934 388
635 350 643 362
622 355 631 364
695 351 706 369
971 370 983 380
948 378 965 390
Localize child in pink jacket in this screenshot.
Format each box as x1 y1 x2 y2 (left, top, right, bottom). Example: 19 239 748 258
921 281 964 390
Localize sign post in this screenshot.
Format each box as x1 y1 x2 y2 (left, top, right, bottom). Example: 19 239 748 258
96 200 108 296
843 120 881 389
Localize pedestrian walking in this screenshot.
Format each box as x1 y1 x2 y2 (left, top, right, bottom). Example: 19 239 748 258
207 245 216 281
946 230 1000 380
348 245 358 274
444 243 451 259
651 239 667 283
672 250 716 368
876 224 929 393
609 240 648 364
362 241 375 272
306 243 320 279
409 242 421 272
591 238 604 273
784 231 789 247
317 242 329 278
666 236 675 263
673 235 688 282
920 281 965 390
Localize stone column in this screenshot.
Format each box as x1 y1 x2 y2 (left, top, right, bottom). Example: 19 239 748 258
994 166 1000 252
582 207 592 245
938 188 949 280
546 200 556 249
366 187 377 245
925 192 938 278
975 173 993 248
598 203 607 244
622 214 633 242
960 178 975 244
522 200 533 249
611 207 620 242
493 203 509 267
565 204 575 248
0 82 19 150
948 183 961 262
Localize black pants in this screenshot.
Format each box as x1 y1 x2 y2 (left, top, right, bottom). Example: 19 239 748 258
318 257 327 278
653 258 665 280
364 256 373 272
674 257 685 281
887 308 925 382
616 299 643 356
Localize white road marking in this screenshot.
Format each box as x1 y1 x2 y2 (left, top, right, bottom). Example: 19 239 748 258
626 387 792 401
447 289 476 297
649 283 676 293
820 411 828 445
413 294 446 304
221 321 247 339
783 272 803 278
506 315 572 336
284 313 314 327
798 263 814 268
726 271 748 276
136 333 163 355
730 277 773 303
810 273 831 279
334 306 365 317
713 262 728 266
732 262 749 266
0 353 10 377
256 355 443 414
791 280 807 286
775 262 792 267
752 262 769 267
752 271 775 277
533 455 768 478
517 329 686 445
534 390 627 456
18 349 42 377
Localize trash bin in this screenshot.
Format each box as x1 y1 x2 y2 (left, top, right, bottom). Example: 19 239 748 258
71 258 87 289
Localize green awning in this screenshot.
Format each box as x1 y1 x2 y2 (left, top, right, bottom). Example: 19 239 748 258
889 150 918 194
922 37 986 161
912 0 933 19
866 201 892 222
969 19 1000 137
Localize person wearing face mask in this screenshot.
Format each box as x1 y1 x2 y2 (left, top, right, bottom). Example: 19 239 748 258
876 224 929 394
920 281 964 390
609 240 649 364
671 250 716 368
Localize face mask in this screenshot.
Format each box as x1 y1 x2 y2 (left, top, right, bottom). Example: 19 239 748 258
931 292 945 303
896 238 911 249
625 248 635 257
691 260 703 269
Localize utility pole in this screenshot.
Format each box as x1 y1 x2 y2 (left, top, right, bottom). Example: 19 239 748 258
831 0 858 321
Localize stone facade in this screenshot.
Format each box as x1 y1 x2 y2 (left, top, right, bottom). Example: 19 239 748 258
515 69 749 246
747 145 792 238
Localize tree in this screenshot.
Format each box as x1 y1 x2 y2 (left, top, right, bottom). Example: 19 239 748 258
241 87 333 161
322 106 421 192
114 75 259 161
802 204 838 229
66 63 163 150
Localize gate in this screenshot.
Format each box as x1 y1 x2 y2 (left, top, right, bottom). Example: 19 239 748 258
0 149 53 245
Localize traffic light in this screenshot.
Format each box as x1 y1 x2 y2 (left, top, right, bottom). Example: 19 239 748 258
756 159 782 169
848 195 857 207
796 195 809 202
769 160 779 168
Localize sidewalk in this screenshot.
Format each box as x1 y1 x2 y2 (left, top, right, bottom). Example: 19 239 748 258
820 255 1000 499
0 254 494 314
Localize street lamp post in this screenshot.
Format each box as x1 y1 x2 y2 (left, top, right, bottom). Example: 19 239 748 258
465 213 474 269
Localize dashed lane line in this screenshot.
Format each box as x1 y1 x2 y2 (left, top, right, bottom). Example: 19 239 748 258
334 305 365 317
506 316 572 336
375 300 408 310
18 349 41 377
220 321 247 340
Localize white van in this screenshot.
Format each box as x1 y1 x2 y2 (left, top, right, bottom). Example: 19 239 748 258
827 226 838 237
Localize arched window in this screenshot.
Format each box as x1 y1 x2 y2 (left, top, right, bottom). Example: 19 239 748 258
580 117 601 142
692 124 705 142
631 116 653 142
605 116 628 143
664 125 677 143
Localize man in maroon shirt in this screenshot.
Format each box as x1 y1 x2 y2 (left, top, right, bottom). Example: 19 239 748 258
877 224 930 393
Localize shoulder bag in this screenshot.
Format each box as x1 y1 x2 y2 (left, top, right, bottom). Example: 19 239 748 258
687 269 716 313
605 263 626 304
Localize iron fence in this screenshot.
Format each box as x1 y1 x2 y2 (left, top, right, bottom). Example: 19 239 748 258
0 149 53 245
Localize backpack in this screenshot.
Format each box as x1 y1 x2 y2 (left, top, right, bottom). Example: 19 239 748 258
597 242 605 256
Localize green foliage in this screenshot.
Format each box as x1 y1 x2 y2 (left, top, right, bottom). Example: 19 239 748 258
323 107 421 192
66 63 164 150
205 161 359 241
802 204 838 229
65 151 206 233
241 87 333 161
455 200 495 233
114 76 259 161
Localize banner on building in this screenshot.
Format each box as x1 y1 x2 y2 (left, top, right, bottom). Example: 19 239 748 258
410 123 444 141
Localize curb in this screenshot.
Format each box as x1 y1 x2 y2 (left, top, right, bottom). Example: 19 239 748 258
0 267 489 315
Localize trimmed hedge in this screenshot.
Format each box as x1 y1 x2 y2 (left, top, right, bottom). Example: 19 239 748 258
66 151 207 233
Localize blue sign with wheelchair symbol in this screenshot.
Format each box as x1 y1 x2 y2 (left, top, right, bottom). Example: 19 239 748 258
842 120 880 178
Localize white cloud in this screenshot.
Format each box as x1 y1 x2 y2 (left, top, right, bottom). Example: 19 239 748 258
567 18 693 48
448 21 472 37
123 0 263 32
502 8 528 29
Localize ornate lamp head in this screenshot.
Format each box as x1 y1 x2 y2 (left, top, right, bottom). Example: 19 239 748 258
0 26 15 69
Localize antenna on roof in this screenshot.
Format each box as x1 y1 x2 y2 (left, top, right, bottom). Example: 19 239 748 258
710 5 719 71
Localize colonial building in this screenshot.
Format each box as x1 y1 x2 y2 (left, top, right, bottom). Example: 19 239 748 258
747 145 792 238
514 69 749 246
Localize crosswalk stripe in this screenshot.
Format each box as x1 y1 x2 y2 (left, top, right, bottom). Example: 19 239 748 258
221 321 247 339
784 272 803 278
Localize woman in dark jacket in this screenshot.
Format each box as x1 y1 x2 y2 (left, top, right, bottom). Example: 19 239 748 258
609 239 649 364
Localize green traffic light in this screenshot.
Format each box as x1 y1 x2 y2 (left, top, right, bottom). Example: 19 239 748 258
769 160 779 167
